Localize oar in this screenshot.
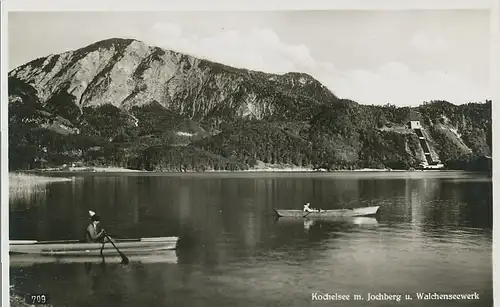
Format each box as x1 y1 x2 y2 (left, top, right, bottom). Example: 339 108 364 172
303 208 324 218
100 243 106 264
103 231 129 265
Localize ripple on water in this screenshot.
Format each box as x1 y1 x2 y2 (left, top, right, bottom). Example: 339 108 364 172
8 172 492 307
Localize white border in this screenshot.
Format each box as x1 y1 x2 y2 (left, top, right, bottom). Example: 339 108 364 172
490 0 499 307
3 0 493 11
1 2 8 307
1 1 497 307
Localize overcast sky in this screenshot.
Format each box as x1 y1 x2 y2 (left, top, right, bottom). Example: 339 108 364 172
8 10 491 106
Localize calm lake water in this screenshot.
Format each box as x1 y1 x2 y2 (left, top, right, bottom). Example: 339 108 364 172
10 171 492 307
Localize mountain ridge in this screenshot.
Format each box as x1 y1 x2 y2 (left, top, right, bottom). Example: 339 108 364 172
8 38 492 172
9 37 336 122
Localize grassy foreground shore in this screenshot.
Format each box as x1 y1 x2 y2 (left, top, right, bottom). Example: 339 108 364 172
10 293 35 307
10 286 54 307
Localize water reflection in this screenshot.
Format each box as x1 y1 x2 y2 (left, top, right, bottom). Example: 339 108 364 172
10 173 492 257
9 172 492 307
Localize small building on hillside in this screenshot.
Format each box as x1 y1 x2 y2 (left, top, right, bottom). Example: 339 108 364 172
407 109 422 129
409 120 421 129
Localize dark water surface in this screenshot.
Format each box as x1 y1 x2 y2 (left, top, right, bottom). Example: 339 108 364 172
10 171 492 306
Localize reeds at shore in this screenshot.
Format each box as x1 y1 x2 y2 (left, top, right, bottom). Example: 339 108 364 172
9 172 73 201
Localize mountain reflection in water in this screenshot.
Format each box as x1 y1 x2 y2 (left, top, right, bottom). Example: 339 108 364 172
10 172 492 307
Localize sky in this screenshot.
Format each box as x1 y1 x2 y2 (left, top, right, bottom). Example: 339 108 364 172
8 10 492 106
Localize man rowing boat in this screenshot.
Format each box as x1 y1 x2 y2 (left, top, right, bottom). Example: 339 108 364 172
303 202 315 212
303 202 325 213
83 210 125 266
84 211 113 243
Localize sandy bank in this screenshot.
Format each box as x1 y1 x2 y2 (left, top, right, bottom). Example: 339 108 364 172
34 161 398 173
39 166 396 173
41 166 144 173
206 167 317 172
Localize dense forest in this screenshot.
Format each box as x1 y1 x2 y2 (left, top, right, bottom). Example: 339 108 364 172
8 76 491 172
7 38 492 173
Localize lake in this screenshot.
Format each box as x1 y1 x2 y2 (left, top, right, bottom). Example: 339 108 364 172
9 171 492 306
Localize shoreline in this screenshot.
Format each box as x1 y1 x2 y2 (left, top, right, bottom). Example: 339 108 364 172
14 166 467 174
27 161 399 173
39 166 144 173
33 166 399 173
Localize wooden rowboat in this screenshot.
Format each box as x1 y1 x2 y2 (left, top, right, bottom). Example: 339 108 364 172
274 206 380 218
9 236 178 257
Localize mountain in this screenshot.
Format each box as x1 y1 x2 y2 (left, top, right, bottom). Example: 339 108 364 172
8 38 492 172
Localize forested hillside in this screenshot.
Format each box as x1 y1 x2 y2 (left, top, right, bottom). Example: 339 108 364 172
8 38 492 172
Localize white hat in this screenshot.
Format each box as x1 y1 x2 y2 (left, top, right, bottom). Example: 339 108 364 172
89 210 96 217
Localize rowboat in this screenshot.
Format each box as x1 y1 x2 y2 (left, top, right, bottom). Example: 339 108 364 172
274 206 380 218
10 236 178 257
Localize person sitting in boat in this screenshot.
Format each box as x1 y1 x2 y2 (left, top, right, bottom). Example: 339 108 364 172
85 211 113 243
303 202 317 212
303 202 324 213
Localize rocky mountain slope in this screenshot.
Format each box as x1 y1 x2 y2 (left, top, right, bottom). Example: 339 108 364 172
8 38 492 172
